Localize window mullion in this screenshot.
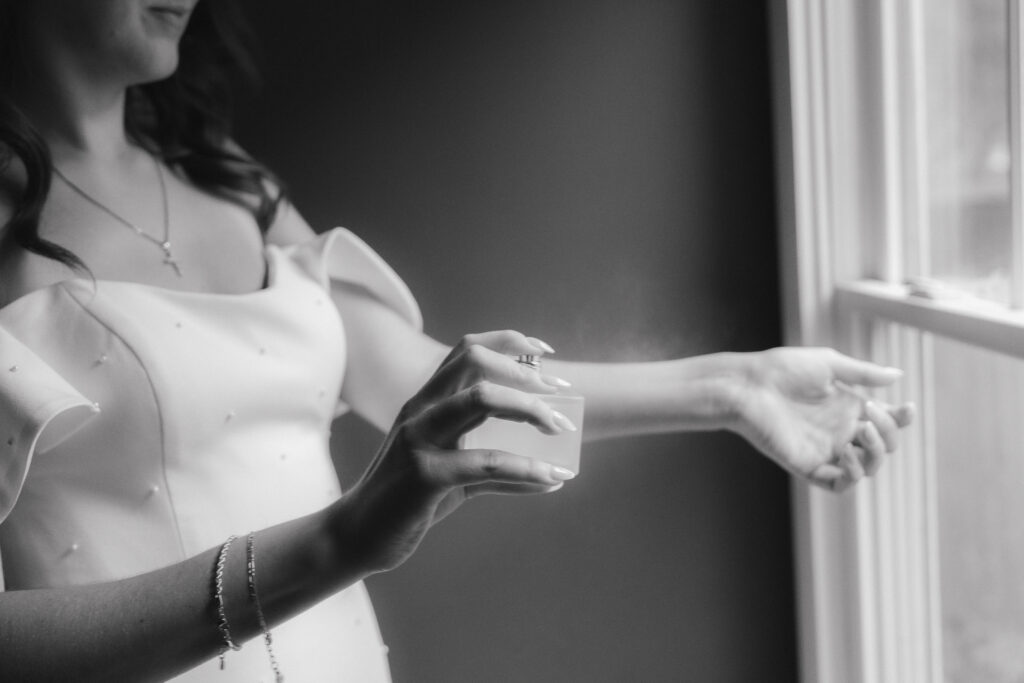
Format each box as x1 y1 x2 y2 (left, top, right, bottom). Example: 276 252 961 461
1009 0 1024 309
873 2 945 681
914 327 944 683
903 7 943 677
877 2 908 676
905 0 931 281
880 0 906 283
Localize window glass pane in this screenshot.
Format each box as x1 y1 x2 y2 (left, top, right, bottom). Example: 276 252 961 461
924 0 1012 305
931 334 1024 681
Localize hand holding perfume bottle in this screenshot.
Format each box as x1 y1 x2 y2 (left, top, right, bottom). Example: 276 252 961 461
461 354 585 474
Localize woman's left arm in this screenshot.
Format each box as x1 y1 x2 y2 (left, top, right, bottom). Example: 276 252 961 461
268 207 913 492
334 293 914 493
328 276 914 493
545 349 914 491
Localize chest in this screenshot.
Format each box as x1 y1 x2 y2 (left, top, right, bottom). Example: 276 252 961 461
10 167 267 304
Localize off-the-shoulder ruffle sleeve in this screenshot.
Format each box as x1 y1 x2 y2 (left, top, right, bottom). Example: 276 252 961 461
0 326 99 526
281 228 423 416
283 227 423 330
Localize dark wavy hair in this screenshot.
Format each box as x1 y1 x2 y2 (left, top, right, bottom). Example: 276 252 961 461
0 0 285 271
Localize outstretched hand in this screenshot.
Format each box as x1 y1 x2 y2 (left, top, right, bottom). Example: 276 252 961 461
732 347 914 492
335 331 576 575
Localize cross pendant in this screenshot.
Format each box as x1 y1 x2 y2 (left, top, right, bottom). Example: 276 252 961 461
160 242 183 277
164 255 183 277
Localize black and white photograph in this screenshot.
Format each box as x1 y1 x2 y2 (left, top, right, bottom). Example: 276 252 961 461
2 1 1009 681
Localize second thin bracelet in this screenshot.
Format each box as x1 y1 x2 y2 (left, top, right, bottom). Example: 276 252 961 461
247 532 284 682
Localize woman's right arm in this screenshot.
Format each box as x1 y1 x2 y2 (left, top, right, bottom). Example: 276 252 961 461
0 330 572 682
0 508 347 682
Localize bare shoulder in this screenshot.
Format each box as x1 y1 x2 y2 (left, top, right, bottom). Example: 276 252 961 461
219 137 318 247
264 199 318 247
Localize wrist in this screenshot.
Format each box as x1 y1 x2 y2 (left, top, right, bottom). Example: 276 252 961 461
321 497 379 584
686 351 758 435
716 348 801 446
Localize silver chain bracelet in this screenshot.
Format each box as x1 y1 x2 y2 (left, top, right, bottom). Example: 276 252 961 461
213 535 242 669
247 532 284 682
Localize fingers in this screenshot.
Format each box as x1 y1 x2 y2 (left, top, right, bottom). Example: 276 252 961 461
863 400 899 452
827 350 904 388
409 381 576 447
891 402 915 428
836 442 865 483
423 448 576 489
822 403 903 491
463 481 565 498
436 330 554 376
461 330 555 356
807 462 848 491
855 421 887 476
416 333 565 407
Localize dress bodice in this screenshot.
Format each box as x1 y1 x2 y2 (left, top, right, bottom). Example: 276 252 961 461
0 228 419 682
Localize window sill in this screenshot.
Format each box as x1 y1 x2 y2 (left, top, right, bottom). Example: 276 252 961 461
836 279 1024 360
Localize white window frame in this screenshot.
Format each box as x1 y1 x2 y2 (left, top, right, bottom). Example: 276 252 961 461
773 1 1024 681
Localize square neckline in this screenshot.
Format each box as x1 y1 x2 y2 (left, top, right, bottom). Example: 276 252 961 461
0 245 279 317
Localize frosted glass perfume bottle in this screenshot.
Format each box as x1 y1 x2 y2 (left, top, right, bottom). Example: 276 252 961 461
461 354 585 474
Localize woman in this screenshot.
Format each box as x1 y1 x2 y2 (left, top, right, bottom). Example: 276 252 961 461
0 1 913 681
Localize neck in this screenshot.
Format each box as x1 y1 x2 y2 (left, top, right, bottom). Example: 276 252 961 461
12 53 135 165
21 90 134 166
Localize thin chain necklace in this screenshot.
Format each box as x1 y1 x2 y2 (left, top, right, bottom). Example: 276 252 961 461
52 154 183 277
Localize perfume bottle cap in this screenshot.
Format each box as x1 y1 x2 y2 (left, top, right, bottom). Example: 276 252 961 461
516 354 541 369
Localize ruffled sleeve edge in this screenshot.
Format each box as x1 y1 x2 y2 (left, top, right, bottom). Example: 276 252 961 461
0 397 98 527
283 227 423 331
0 320 100 526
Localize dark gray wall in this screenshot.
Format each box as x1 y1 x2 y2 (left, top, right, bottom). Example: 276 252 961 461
236 2 795 681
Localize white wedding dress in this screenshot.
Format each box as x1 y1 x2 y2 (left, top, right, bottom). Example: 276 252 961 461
0 228 418 682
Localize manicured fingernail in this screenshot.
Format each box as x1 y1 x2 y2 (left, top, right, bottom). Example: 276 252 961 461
551 410 578 432
527 337 556 354
542 374 572 388
551 466 576 480
883 367 903 376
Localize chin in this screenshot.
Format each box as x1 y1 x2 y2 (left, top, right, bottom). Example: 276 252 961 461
126 44 181 85
150 52 181 81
